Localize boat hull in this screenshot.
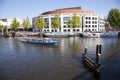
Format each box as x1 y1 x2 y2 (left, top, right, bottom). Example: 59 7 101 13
79 32 100 38
100 32 119 37
43 32 69 38
19 37 58 45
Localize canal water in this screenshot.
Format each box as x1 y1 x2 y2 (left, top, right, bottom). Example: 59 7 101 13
0 37 120 80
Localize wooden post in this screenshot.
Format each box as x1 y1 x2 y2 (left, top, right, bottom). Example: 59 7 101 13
96 44 102 67
99 44 102 54
83 47 87 55
96 53 101 67
96 44 99 56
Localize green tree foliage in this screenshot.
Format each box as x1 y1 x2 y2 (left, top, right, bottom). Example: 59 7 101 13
67 14 81 28
105 22 110 27
22 18 31 31
67 19 73 28
0 24 3 31
34 16 46 31
51 15 60 29
11 18 20 31
107 8 120 28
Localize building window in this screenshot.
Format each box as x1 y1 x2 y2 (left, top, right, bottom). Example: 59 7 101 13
68 29 70 32
63 17 70 24
52 30 54 32
55 29 57 32
64 25 66 28
64 29 66 32
44 18 49 23
89 21 91 24
89 17 91 20
73 29 76 32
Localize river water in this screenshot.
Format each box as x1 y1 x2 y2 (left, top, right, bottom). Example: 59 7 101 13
0 37 120 80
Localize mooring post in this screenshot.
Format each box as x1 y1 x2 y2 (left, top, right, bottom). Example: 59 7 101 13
96 44 99 56
83 47 87 55
96 44 102 67
99 44 102 54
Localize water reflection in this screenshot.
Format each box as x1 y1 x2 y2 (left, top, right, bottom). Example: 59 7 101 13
0 37 120 80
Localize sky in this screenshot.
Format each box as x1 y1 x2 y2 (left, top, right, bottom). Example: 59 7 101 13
0 0 120 21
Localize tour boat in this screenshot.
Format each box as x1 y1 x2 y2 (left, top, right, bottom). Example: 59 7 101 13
18 37 58 45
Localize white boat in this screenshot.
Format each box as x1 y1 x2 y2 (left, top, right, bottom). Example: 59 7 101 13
79 32 100 38
16 32 41 37
18 37 58 45
79 31 119 38
43 32 69 37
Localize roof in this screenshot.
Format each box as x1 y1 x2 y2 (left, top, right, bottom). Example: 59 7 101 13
41 7 94 15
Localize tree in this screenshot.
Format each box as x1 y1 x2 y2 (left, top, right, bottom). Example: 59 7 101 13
11 18 20 31
67 14 81 28
34 16 46 31
0 24 3 31
67 14 81 32
51 15 60 29
0 24 3 34
107 8 120 29
67 19 73 28
22 18 31 31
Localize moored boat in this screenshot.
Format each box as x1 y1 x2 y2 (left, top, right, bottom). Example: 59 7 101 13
79 32 100 38
18 37 58 45
43 32 69 38
100 31 119 37
16 32 41 37
79 31 119 38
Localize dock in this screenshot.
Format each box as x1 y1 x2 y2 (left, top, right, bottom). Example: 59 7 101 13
82 44 102 74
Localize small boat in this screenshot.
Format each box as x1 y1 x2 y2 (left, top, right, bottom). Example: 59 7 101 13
18 37 58 45
79 32 100 38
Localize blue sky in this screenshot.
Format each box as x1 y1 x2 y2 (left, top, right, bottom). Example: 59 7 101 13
0 0 120 20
